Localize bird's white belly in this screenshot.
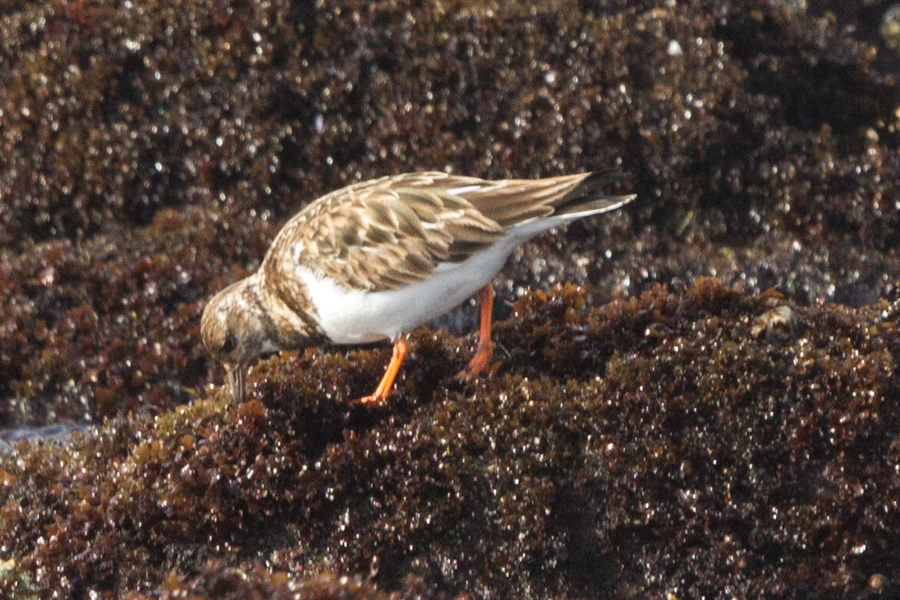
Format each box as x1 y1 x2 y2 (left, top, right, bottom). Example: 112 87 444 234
294 241 516 344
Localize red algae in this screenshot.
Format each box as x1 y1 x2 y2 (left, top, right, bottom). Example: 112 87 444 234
124 566 440 600
0 281 898 598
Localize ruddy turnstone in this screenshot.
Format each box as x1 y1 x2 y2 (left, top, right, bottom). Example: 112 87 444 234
201 171 635 405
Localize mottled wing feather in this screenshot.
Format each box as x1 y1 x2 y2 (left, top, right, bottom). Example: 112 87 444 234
262 170 630 294
265 174 505 293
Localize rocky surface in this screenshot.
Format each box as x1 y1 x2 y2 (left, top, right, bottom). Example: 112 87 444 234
1 0 899 598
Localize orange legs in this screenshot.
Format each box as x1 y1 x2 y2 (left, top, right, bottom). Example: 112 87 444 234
359 336 408 405
359 284 495 405
456 284 494 378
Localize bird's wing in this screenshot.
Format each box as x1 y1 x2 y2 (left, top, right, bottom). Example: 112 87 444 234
264 173 506 293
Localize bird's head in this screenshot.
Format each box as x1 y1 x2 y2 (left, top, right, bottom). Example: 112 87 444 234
201 275 275 404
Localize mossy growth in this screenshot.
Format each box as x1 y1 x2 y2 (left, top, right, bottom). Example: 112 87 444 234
1 279 898 598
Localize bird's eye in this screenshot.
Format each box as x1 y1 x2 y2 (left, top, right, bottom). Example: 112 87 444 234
221 334 236 355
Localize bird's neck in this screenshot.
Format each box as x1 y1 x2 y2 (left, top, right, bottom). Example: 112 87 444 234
255 269 329 350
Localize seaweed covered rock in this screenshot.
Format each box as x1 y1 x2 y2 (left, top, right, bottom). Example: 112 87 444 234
2 0 900 427
0 207 276 426
1 281 898 598
126 567 438 600
2 0 900 596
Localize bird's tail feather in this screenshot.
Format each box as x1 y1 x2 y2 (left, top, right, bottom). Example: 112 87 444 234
553 169 635 218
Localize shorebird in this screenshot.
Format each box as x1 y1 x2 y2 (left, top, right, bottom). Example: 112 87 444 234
201 171 634 405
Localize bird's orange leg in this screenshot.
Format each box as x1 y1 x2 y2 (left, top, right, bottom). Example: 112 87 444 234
359 336 409 405
456 284 494 378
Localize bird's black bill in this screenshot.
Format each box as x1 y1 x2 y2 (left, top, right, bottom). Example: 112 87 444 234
225 364 246 404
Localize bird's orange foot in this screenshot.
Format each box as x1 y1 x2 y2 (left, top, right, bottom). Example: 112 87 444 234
355 337 408 407
456 284 496 380
455 341 494 380
356 391 391 407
